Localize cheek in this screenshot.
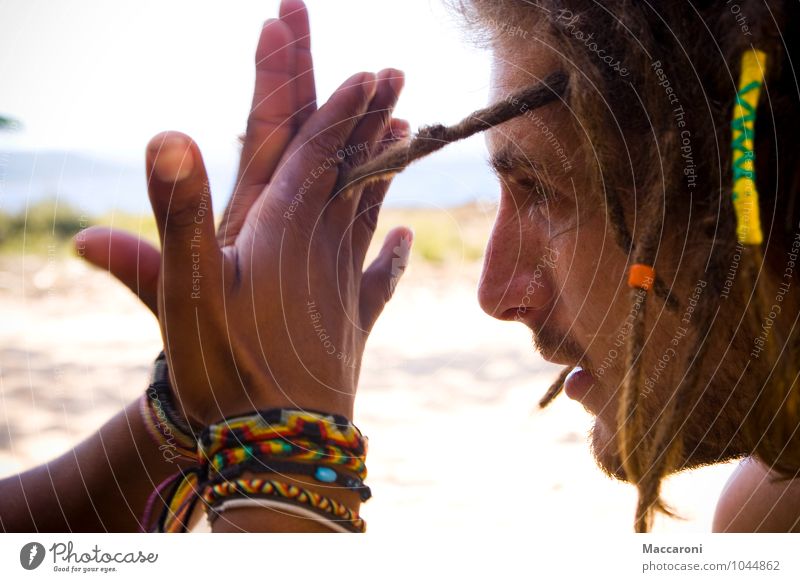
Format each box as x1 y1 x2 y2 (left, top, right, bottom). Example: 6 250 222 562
551 211 628 338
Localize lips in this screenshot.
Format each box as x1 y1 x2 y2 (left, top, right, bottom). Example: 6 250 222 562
564 366 595 401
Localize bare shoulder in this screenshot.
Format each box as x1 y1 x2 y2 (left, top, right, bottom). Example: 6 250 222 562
713 458 800 532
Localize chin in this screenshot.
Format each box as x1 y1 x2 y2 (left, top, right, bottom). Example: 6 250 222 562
588 407 746 483
589 416 627 481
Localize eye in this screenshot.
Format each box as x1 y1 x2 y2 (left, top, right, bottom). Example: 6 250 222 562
511 175 555 207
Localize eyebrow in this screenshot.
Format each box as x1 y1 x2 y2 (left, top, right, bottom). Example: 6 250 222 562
489 147 544 177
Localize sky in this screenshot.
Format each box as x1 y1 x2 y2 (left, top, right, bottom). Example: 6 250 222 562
0 0 493 163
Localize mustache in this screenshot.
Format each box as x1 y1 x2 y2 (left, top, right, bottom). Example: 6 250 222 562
530 321 591 370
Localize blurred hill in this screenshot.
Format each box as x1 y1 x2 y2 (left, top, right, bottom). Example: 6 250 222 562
0 142 499 215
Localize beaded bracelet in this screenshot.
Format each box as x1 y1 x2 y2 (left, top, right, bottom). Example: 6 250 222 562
208 452 371 501
204 478 366 533
140 352 198 460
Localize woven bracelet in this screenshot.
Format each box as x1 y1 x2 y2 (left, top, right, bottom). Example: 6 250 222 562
146 408 370 533
204 478 366 533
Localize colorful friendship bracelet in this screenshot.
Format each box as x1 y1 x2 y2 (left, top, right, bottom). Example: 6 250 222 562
731 49 767 245
204 438 367 480
147 408 370 532
200 408 367 457
206 452 371 501
203 478 366 534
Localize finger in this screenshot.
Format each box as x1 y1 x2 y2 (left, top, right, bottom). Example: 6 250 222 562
330 69 404 230
352 119 411 268
359 226 413 332
266 71 377 211
279 0 316 128
145 132 223 311
221 18 296 245
75 226 161 314
220 4 318 247
386 117 411 142
344 68 404 166
236 18 296 189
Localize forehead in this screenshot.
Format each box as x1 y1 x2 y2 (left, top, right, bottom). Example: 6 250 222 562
486 47 577 180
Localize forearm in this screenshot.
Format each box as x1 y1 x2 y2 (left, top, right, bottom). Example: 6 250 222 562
0 398 190 532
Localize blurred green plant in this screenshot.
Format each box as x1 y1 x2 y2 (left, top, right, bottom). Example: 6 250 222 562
0 114 21 131
372 205 492 265
0 199 90 253
0 201 492 265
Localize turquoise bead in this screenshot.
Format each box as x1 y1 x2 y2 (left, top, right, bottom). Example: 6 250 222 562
315 466 337 483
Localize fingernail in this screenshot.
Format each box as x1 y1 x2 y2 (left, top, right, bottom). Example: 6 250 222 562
153 135 194 183
361 72 378 101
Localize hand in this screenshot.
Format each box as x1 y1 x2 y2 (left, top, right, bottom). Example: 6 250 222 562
80 1 412 424
152 72 411 424
76 0 320 315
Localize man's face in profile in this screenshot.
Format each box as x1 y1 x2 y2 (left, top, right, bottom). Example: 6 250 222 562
478 46 755 479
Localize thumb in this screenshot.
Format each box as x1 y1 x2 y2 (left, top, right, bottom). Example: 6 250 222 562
75 226 161 314
145 131 223 310
360 226 413 332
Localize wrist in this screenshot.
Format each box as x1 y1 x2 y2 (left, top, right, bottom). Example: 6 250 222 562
139 352 200 463
149 407 369 532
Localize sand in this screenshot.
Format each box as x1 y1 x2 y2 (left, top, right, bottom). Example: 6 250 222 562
0 254 736 533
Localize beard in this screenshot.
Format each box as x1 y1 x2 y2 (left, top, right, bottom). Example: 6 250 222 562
587 390 750 483
582 292 766 483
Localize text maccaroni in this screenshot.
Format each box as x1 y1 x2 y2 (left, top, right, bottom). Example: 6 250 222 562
643 544 703 554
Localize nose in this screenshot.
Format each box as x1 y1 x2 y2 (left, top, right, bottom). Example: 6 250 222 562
478 203 557 323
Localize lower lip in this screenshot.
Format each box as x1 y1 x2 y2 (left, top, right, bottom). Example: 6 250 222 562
564 366 595 400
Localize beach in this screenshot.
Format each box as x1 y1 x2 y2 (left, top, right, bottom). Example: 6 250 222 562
0 247 736 533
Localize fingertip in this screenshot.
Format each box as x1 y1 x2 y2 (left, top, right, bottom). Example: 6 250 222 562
378 68 405 95
279 0 308 20
258 17 293 60
147 131 196 183
74 223 108 253
390 225 414 243
384 225 414 266
361 72 378 101
279 0 311 51
389 118 411 139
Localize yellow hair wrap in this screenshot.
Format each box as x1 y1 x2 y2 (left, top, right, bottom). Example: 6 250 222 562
731 49 767 245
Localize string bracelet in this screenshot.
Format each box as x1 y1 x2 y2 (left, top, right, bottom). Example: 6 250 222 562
140 352 198 460
209 497 355 533
145 408 369 533
207 452 371 501
203 478 366 534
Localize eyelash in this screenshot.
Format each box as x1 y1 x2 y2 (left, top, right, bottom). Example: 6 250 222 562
513 176 554 208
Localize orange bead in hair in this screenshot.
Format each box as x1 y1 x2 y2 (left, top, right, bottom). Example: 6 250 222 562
628 264 655 291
